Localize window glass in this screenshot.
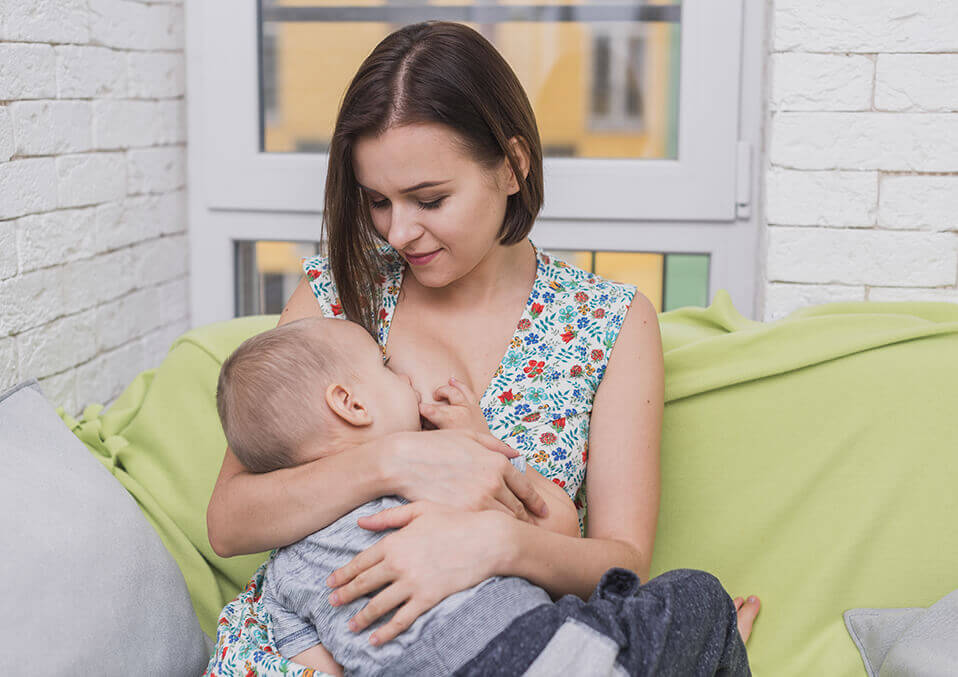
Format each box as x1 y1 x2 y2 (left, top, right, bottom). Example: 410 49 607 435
236 241 707 316
544 249 708 312
259 0 682 159
235 240 321 316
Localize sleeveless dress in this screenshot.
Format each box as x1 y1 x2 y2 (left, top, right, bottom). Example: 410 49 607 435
203 239 637 676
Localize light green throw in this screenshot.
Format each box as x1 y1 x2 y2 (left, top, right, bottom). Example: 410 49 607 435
651 291 958 675
59 292 958 676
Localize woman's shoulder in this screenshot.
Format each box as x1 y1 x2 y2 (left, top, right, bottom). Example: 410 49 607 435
533 245 637 318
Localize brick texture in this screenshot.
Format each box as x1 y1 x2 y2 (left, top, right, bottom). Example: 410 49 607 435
763 0 958 320
0 0 189 417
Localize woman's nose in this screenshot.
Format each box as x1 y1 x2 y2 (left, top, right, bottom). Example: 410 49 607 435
386 204 423 252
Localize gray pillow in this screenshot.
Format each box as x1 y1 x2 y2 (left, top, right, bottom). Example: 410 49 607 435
844 589 958 677
0 380 212 675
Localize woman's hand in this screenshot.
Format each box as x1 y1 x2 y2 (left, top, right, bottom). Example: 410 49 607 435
325 501 511 646
385 428 549 523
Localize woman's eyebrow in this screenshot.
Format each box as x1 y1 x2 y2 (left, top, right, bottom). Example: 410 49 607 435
359 180 451 196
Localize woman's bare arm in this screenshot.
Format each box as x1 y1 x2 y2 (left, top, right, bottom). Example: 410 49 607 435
491 293 664 597
208 438 395 557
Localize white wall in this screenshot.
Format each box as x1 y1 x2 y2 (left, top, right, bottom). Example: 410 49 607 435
762 0 958 321
0 0 190 416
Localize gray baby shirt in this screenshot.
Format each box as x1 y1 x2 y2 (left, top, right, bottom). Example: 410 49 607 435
262 454 552 676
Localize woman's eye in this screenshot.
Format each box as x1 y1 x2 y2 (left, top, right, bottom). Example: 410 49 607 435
369 197 445 211
419 197 445 210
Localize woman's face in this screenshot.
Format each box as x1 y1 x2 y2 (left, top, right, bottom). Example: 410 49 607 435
352 123 523 288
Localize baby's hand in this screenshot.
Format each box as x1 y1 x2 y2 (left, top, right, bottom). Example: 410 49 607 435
419 377 490 436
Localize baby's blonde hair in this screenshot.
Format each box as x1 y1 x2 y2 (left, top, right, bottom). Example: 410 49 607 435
216 318 353 473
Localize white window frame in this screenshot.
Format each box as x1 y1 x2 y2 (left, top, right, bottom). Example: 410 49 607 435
186 0 765 326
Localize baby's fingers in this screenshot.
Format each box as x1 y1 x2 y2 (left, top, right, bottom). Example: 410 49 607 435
448 376 479 404
419 402 462 430
432 384 468 406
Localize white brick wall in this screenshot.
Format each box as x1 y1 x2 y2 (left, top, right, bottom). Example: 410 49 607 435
0 0 189 415
763 0 958 321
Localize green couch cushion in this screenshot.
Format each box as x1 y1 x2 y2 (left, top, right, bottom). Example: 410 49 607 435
60 293 958 676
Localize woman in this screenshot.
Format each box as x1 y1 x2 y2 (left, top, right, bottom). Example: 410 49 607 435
206 20 760 675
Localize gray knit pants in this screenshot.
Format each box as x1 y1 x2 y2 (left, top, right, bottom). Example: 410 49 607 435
453 567 751 677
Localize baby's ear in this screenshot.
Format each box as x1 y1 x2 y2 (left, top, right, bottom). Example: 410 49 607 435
325 382 373 427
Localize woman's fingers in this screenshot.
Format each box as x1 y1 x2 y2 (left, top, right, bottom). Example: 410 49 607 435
473 431 519 458
347 582 410 635
332 561 395 610
503 466 549 518
357 503 420 532
358 501 450 532
327 544 385 588
493 486 531 522
368 598 432 645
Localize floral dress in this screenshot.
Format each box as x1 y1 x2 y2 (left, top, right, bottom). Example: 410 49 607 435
204 239 637 676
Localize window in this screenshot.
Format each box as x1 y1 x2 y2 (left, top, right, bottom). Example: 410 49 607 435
186 0 759 325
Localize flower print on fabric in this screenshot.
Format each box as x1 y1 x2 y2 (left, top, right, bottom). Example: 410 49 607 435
302 240 636 534
204 556 317 676
206 240 637 676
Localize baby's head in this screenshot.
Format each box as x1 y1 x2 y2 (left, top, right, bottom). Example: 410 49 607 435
216 317 422 473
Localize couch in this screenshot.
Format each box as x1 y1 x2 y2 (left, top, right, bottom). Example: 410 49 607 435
2 291 956 675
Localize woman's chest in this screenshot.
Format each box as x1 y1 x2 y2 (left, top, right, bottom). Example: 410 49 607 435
382 307 518 405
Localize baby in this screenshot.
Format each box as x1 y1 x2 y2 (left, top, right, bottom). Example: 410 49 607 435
215 316 750 676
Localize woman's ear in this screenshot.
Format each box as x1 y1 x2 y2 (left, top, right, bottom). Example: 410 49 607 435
502 135 531 196
325 382 373 427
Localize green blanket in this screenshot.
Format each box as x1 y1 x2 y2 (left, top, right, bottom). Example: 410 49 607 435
59 292 958 675
651 291 958 675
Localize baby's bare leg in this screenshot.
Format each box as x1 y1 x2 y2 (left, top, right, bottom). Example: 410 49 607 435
290 643 344 676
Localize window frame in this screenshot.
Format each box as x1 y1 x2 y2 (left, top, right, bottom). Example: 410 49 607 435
185 0 764 326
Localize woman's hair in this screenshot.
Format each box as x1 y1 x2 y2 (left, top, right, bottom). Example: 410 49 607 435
323 20 544 336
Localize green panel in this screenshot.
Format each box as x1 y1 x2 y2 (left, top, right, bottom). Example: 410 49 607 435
663 254 709 311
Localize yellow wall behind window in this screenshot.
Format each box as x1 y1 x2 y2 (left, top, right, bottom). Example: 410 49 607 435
263 11 675 159
546 249 663 312
595 251 662 312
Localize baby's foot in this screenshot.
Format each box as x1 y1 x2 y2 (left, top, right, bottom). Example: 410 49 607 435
732 595 761 643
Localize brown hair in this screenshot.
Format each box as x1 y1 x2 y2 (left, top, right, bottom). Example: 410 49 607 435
322 20 544 336
216 318 351 473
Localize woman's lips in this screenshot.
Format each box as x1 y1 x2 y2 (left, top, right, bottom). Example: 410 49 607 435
406 249 440 265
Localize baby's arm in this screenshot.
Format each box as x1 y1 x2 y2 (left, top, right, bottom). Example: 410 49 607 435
421 378 580 538
290 644 343 676
266 574 345 675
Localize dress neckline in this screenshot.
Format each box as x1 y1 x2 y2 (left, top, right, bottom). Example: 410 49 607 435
378 239 547 408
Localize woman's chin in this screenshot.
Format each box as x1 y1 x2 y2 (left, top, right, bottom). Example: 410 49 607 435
406 268 454 289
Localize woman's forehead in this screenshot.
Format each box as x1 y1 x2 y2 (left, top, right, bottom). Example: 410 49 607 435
353 125 468 191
